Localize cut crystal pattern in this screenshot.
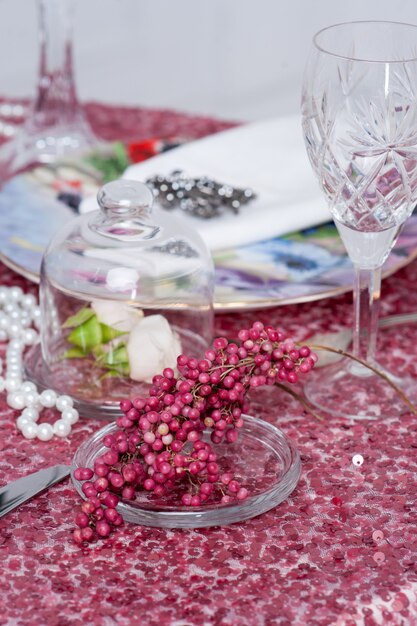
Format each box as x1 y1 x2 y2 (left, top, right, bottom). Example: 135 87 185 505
302 57 417 233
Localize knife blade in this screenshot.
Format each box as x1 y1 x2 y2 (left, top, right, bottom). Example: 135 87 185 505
0 465 71 518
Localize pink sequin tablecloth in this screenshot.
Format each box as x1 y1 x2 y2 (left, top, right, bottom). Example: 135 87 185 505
2 105 417 626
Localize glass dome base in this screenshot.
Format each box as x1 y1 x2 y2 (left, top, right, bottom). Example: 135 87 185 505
24 342 139 419
71 414 301 528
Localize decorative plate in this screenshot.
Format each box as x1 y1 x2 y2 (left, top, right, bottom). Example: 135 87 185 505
71 414 301 529
1 143 417 310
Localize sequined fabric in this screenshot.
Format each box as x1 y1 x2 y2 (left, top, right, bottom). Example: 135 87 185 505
1 106 417 626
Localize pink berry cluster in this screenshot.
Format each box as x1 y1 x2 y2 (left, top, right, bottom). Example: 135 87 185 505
73 322 317 544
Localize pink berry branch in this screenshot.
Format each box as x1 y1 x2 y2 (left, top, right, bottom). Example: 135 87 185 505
73 322 317 544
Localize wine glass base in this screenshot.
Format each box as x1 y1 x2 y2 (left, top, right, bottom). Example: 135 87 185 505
303 358 416 420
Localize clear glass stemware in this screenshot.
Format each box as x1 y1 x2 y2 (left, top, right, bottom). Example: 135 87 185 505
301 21 417 419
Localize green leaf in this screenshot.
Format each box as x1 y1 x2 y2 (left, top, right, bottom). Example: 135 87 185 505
99 365 129 380
63 347 87 359
86 143 130 184
114 141 130 167
100 323 127 343
91 345 106 358
101 344 129 366
62 307 95 329
102 362 130 376
99 369 121 380
67 315 103 350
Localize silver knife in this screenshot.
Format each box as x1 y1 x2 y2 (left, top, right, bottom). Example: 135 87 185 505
0 465 71 518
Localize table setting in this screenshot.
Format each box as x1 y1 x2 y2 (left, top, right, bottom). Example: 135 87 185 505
2 10 417 626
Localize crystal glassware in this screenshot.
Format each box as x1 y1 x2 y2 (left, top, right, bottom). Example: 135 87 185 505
301 21 417 419
25 179 214 419
71 414 301 528
0 0 96 178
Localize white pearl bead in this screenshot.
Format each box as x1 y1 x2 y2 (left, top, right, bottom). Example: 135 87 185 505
9 310 21 321
0 317 9 330
39 389 57 408
9 339 24 351
8 323 22 338
37 423 54 441
55 395 74 411
53 419 72 438
21 422 38 439
0 330 8 341
9 286 22 299
6 360 22 371
21 294 37 309
23 328 38 345
8 375 22 387
8 369 22 376
0 287 8 303
16 415 33 430
0 377 5 392
9 286 23 301
6 358 22 374
7 392 25 409
7 362 22 376
21 406 40 422
6 350 23 363
7 348 21 358
24 391 39 406
6 359 23 373
62 407 79 424
21 381 37 394
5 378 22 392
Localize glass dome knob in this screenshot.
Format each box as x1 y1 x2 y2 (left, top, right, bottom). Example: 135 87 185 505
97 179 154 218
93 180 159 240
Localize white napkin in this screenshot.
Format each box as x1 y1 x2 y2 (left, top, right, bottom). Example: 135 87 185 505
80 115 330 251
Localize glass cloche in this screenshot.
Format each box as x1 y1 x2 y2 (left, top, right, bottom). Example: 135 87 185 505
25 179 214 418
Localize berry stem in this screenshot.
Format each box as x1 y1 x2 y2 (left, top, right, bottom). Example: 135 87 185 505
273 382 324 421
307 343 417 414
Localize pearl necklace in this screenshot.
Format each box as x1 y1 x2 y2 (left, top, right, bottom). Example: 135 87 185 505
0 285 78 440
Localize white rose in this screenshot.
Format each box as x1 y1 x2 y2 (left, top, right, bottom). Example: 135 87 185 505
91 300 143 333
127 315 181 382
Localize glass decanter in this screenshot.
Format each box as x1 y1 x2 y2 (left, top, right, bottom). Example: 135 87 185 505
25 179 214 418
0 0 96 178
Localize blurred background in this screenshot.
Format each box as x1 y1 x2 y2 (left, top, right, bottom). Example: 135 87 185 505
1 0 417 123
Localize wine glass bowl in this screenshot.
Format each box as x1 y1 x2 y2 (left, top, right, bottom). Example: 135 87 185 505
301 21 417 418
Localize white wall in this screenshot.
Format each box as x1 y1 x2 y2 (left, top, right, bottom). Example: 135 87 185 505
1 0 417 122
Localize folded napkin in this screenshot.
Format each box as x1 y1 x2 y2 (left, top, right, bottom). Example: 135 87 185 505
81 115 330 251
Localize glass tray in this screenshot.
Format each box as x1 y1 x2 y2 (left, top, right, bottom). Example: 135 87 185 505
71 414 301 529
1 145 417 310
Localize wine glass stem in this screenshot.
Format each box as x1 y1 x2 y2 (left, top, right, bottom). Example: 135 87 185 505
352 265 381 364
33 0 78 126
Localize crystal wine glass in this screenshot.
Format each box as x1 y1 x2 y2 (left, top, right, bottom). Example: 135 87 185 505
0 0 96 178
301 21 417 419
